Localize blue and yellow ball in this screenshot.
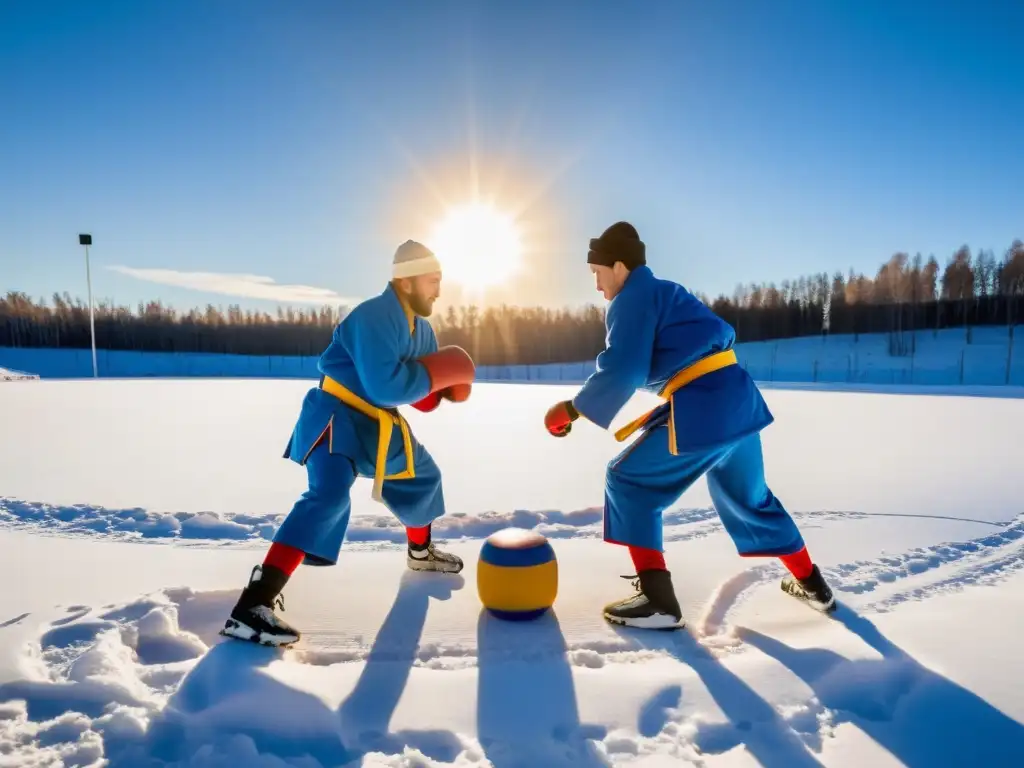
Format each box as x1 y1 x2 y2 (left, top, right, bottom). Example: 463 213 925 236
477 528 558 621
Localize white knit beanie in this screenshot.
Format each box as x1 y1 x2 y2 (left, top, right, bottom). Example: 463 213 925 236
392 240 442 279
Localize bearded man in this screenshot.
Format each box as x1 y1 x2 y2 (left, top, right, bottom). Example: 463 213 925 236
223 240 474 646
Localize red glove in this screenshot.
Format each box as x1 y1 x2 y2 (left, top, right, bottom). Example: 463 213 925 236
410 391 442 412
418 346 475 394
544 400 579 436
441 383 472 403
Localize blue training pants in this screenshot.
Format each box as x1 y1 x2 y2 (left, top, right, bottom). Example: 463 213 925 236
272 437 446 566
603 424 804 556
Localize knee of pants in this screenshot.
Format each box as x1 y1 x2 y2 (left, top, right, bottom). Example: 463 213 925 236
303 449 357 503
604 462 642 509
605 461 621 492
604 433 682 498
707 467 773 512
408 451 443 494
381 451 443 511
275 486 352 561
704 435 777 510
604 460 666 517
605 449 640 489
307 466 356 501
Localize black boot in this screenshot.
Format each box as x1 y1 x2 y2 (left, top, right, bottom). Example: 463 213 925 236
602 569 684 630
781 564 836 613
221 564 301 646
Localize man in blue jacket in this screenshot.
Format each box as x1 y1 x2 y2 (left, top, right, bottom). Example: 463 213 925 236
223 240 475 647
543 222 835 629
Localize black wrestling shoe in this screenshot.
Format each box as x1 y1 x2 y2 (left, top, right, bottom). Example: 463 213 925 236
781 564 837 613
602 569 685 630
221 564 301 646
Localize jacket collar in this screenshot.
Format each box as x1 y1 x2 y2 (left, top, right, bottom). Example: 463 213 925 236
384 283 417 335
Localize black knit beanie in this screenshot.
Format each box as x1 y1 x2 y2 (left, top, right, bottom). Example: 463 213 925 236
587 221 646 270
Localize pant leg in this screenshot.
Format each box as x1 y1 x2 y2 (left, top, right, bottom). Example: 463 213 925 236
604 425 728 551
379 439 445 529
272 441 357 566
705 431 805 557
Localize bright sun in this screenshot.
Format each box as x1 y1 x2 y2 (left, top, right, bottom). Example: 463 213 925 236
429 202 523 289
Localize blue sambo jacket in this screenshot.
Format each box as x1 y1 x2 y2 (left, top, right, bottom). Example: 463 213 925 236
283 284 437 468
572 265 773 453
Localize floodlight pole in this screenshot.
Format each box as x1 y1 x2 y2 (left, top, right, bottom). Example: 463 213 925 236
79 233 98 378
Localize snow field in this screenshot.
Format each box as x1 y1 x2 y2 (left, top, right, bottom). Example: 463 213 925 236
0 379 1019 526
0 380 1022 766
0 366 38 381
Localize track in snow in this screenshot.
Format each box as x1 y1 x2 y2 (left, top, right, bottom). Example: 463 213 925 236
2 510 1023 766
4 513 1022 670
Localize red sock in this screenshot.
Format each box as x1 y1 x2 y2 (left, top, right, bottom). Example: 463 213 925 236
263 542 305 576
407 525 430 547
779 546 814 580
628 545 666 572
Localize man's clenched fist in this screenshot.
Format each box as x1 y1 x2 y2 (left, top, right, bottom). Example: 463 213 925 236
544 400 579 437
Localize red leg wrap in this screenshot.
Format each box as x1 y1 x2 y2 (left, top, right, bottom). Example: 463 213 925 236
629 545 666 572
264 542 305 576
779 546 814 580
407 525 430 546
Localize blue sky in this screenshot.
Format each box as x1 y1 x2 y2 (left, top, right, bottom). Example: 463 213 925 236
2 0 1022 314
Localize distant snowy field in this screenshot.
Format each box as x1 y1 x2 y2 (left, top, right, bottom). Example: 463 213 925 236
1 379 1023 767
0 366 37 381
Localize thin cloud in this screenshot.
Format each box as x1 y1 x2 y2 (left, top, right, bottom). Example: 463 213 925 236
107 265 358 306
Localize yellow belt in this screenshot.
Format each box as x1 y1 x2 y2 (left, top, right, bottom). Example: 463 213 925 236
613 348 738 453
320 375 415 502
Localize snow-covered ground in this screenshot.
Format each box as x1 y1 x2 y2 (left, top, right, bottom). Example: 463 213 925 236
0 366 38 381
1 379 1022 767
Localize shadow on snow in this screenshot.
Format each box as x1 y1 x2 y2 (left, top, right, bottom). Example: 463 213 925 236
107 571 466 766
614 602 1024 767
104 572 637 767
737 604 1024 767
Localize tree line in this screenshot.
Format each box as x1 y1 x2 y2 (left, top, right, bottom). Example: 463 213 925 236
703 241 1024 348
2 239 1022 365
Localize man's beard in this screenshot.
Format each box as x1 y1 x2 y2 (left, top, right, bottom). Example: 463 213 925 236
407 291 434 317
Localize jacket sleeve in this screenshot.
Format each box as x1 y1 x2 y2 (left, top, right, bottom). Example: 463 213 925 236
571 288 656 430
335 307 432 406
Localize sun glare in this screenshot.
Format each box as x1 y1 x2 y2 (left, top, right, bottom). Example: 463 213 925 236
429 202 523 289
